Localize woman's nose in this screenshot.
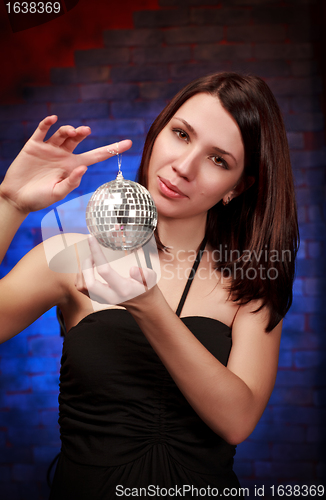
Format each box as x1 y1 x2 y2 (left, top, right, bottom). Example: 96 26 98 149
171 149 199 181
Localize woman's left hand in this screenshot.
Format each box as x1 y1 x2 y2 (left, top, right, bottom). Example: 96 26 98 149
75 237 157 306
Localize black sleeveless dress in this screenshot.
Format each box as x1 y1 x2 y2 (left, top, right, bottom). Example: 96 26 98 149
50 244 241 499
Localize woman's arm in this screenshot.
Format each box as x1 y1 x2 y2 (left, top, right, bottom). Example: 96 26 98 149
0 239 71 343
0 197 28 265
127 289 282 445
0 116 132 341
79 238 282 445
0 115 131 264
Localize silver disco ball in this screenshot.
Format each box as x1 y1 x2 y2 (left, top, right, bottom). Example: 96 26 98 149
86 172 158 251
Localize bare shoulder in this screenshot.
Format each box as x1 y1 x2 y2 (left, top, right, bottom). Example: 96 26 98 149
0 233 88 343
230 299 283 356
4 232 88 285
232 299 282 339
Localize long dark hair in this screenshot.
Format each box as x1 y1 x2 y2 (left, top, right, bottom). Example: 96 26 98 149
136 72 299 332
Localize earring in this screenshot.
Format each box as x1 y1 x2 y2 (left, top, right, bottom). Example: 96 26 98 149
222 196 231 206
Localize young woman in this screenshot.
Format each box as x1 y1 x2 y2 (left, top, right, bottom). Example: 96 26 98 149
0 73 299 498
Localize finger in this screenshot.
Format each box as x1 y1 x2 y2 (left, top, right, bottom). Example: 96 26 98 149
130 266 157 289
81 257 115 304
75 269 89 297
52 165 88 201
133 251 148 290
89 242 126 288
60 126 92 153
46 125 79 147
74 243 89 294
88 238 131 292
81 257 106 301
30 115 58 142
81 256 96 286
83 278 116 305
88 237 109 267
78 139 132 167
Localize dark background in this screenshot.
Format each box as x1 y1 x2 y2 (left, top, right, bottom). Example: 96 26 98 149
0 0 325 498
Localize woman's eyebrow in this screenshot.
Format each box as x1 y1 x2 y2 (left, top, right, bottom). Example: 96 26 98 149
174 117 197 136
173 117 237 165
212 146 237 166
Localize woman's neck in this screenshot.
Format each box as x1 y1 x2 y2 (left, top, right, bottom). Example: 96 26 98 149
157 213 207 253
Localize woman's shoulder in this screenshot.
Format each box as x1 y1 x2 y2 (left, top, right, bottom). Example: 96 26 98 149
0 233 89 343
41 232 89 274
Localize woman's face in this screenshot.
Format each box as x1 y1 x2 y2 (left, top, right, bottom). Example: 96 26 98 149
147 93 246 222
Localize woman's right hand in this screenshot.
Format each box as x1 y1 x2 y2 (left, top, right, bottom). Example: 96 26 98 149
0 115 132 213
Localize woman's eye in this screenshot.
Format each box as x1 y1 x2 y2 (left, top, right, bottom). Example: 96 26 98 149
173 129 189 142
211 156 228 169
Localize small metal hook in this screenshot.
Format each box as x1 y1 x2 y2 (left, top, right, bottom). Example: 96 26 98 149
108 143 122 175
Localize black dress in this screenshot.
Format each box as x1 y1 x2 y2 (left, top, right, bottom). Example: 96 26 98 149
50 245 241 499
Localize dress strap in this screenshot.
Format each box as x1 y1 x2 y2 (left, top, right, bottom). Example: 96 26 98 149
175 236 207 318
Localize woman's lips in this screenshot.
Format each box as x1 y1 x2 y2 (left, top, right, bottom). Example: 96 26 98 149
158 177 188 199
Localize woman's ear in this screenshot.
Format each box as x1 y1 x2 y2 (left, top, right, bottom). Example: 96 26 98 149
222 176 255 205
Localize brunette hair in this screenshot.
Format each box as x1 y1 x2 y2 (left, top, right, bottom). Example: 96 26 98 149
136 72 299 332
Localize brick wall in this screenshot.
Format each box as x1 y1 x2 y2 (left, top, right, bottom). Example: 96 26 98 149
0 0 325 498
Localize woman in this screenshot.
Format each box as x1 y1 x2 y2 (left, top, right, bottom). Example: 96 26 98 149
0 73 299 498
